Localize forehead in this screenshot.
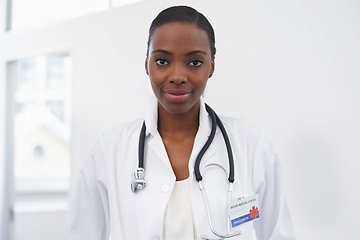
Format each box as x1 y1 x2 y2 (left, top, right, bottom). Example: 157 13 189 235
149 22 211 53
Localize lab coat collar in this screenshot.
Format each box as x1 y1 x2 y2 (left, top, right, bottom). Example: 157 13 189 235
143 96 215 137
144 96 159 137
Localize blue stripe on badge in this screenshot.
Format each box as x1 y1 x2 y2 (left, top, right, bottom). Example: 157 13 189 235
231 214 252 228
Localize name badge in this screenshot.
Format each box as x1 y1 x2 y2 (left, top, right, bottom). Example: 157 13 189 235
229 194 260 228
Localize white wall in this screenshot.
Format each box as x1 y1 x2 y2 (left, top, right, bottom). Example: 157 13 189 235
1 0 359 239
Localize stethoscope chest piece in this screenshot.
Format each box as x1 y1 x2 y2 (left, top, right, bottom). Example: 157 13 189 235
131 168 146 192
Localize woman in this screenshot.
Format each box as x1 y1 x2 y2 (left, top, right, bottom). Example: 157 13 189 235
64 6 296 240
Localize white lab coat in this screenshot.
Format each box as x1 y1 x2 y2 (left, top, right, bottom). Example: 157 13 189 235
64 97 296 240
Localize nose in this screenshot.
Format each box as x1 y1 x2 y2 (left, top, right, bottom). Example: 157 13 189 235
168 63 187 84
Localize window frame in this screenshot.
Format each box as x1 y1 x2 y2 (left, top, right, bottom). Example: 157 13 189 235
3 48 72 240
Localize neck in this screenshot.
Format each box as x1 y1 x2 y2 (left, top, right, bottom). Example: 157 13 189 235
157 102 200 138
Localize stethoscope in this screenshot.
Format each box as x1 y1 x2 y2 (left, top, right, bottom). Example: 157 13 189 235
131 104 241 239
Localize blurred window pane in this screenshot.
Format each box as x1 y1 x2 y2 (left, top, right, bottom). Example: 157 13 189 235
10 54 72 205
46 100 65 122
46 56 66 88
18 59 36 87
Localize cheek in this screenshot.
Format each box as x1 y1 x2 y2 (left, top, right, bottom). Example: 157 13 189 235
193 70 210 86
149 76 162 96
148 64 161 79
148 68 168 89
147 66 157 83
149 78 158 90
149 73 162 87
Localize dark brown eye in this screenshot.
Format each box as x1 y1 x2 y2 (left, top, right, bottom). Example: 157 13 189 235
155 58 169 66
189 59 203 67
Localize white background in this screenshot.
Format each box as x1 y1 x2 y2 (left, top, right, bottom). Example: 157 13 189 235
0 0 359 239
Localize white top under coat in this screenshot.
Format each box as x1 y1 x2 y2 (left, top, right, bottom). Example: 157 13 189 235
163 177 196 240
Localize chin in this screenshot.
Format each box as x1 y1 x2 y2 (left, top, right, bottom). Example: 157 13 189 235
159 100 199 116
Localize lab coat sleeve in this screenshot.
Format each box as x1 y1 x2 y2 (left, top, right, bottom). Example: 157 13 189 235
63 139 110 240
252 130 296 240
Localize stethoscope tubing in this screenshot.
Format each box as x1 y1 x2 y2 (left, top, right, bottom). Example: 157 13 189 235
196 104 235 183
194 104 218 182
137 104 235 183
138 121 146 169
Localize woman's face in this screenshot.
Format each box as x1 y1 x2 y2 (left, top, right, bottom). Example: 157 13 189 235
145 22 214 115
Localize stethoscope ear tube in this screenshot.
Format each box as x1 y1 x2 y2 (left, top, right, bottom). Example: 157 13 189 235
195 104 235 183
194 104 217 182
214 113 235 183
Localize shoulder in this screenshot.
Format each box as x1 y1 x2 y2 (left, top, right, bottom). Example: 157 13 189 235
86 118 143 161
81 119 143 172
219 116 264 141
97 118 143 145
219 117 281 190
219 116 276 161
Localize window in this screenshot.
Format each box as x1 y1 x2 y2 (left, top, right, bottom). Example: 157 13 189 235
7 53 72 240
12 54 71 195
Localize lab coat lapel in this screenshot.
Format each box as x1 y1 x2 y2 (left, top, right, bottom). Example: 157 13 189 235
147 134 171 169
188 98 220 171
144 96 173 170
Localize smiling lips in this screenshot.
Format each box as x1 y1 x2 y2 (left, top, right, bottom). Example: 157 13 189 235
163 89 192 102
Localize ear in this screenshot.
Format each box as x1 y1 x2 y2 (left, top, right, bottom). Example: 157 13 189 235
145 57 149 75
208 57 215 78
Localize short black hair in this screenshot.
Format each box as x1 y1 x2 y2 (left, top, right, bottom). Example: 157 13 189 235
147 6 216 57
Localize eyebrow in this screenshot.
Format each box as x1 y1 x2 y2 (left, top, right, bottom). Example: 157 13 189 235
152 49 172 55
151 49 208 56
185 50 207 56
